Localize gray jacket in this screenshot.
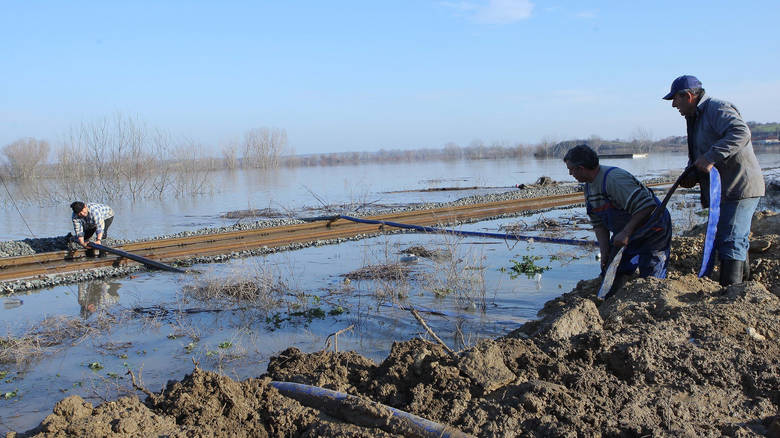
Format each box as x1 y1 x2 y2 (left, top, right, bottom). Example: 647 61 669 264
687 94 765 204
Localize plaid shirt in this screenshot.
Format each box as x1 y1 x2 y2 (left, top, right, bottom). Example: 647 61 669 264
72 203 114 237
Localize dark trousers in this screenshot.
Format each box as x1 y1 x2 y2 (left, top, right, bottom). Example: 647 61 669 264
83 217 113 241
83 217 113 256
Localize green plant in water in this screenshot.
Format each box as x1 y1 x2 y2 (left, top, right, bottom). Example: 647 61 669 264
328 306 346 316
290 307 326 320
0 371 7 379
218 342 233 349
433 287 454 297
88 362 104 371
266 312 285 329
505 255 551 279
4 390 17 399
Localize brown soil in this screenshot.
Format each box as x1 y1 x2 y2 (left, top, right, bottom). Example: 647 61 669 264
10 214 780 438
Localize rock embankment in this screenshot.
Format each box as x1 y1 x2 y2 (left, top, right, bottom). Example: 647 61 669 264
13 214 780 437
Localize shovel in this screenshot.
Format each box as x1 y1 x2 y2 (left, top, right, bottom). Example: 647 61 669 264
597 167 694 299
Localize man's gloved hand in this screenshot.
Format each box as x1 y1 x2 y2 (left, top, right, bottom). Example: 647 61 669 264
679 170 699 188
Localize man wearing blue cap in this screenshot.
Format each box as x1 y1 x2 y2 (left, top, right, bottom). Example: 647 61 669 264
663 75 764 286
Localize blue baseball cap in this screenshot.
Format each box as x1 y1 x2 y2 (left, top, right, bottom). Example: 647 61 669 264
662 75 702 100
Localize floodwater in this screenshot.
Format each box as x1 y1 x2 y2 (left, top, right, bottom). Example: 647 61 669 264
7 152 771 241
1 153 779 433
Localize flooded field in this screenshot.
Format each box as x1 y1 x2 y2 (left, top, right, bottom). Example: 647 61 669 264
0 153 733 241
1 153 779 434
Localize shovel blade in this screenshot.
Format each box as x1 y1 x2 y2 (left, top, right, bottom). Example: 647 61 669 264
598 246 625 299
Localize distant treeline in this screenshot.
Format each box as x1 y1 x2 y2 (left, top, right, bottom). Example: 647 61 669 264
530 122 779 159
280 142 528 167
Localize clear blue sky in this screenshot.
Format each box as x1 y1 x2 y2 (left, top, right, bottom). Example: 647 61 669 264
2 1 779 155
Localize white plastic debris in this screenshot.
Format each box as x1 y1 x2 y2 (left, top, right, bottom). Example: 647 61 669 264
747 327 766 341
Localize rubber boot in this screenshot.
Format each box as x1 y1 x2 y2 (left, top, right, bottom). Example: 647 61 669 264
719 259 744 287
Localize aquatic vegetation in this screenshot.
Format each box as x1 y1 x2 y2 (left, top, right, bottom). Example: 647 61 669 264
502 255 551 278
433 287 454 297
420 238 488 312
343 263 410 281
0 316 111 365
328 306 347 316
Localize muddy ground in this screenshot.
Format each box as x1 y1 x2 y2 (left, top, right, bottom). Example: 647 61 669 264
8 211 780 437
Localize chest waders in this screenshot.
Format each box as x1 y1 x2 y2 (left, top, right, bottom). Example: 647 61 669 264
590 167 671 299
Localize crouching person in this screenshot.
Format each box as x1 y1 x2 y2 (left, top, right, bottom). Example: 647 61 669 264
70 201 114 257
564 145 672 297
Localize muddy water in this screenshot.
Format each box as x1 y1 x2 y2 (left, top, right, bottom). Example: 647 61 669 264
0 209 601 432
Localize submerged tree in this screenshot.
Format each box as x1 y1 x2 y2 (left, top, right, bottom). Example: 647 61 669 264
1 137 50 180
243 127 288 169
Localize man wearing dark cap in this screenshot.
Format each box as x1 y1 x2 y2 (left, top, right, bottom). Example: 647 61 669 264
663 75 764 286
564 145 672 295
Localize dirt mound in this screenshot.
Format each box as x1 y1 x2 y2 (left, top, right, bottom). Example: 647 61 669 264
17 368 405 438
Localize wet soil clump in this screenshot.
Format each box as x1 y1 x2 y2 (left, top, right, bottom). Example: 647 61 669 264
11 218 780 437
343 263 412 281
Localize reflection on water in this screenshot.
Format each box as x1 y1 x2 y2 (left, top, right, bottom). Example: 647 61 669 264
3 298 23 309
77 281 121 318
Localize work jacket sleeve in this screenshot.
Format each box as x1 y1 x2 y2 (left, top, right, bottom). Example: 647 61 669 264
703 102 751 164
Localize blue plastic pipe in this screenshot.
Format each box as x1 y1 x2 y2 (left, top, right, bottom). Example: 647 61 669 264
270 381 476 438
88 242 185 273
